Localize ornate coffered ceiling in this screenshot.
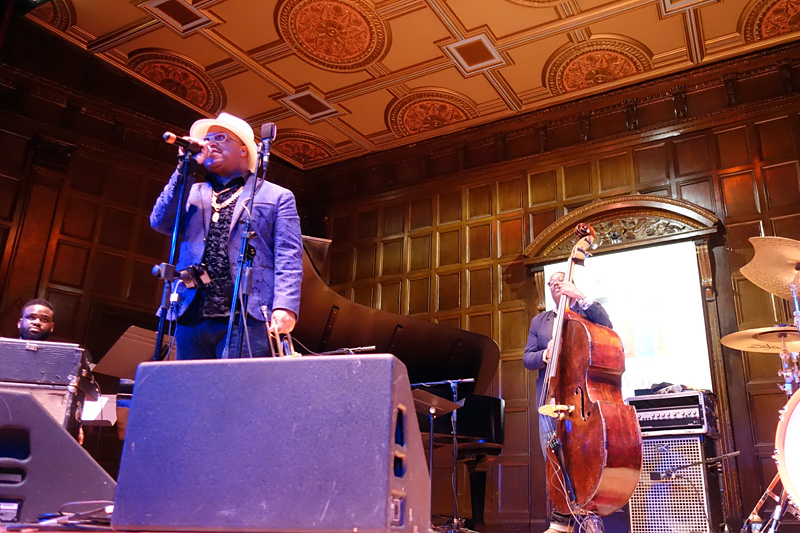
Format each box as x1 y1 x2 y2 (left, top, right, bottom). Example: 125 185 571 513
25 0 800 169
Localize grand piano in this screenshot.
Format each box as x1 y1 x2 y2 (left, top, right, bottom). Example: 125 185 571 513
293 236 504 528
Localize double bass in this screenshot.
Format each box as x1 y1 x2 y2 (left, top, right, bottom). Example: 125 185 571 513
538 224 642 518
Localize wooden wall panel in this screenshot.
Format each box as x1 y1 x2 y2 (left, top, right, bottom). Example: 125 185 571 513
597 153 629 193
438 272 460 311
633 143 669 184
715 126 753 168
438 229 461 266
0 174 21 220
469 185 493 218
409 235 431 271
755 116 795 160
673 135 711 176
762 161 800 209
468 223 492 262
677 177 716 212
382 239 403 275
529 170 557 205
720 171 761 219
469 268 492 307
408 277 430 315
499 217 523 259
772 213 800 239
563 162 592 200
321 102 800 530
439 190 462 224
357 210 378 239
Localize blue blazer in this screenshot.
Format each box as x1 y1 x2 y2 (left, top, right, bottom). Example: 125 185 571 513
150 170 303 322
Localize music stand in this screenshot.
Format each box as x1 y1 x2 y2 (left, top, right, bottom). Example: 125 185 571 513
93 326 173 380
412 389 462 530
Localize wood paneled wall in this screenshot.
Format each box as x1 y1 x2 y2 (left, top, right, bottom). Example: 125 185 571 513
3 12 800 533
318 52 800 530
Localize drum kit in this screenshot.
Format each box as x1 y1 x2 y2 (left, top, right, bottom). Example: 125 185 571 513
720 237 800 533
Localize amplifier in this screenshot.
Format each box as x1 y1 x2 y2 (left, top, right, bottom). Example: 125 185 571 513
625 391 717 436
0 338 89 385
0 338 95 439
0 381 84 437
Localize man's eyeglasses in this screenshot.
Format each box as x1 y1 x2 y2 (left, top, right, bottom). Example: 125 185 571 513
203 132 232 144
547 280 564 288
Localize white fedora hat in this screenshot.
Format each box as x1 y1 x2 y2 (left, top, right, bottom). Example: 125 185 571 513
189 112 258 173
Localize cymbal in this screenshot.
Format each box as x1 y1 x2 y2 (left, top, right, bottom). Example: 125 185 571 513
740 237 800 299
721 326 800 353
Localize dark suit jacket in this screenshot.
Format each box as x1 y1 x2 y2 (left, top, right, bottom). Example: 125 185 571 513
150 170 303 321
522 301 612 406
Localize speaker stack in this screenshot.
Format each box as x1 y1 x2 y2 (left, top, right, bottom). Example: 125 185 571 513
626 391 723 533
0 339 115 524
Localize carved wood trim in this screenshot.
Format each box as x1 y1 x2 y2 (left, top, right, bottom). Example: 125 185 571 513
523 195 719 263
696 241 742 519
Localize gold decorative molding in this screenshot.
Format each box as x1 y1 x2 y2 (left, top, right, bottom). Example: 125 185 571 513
524 195 719 263
29 0 74 32
544 36 654 96
276 0 389 72
387 89 479 137
741 0 800 42
127 48 225 113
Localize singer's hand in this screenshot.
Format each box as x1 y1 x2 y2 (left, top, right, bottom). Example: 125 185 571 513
177 137 208 164
269 309 297 335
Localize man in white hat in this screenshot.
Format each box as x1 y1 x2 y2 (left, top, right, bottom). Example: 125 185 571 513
150 112 303 359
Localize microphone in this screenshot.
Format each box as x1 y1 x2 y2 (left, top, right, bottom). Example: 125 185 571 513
163 132 202 154
649 469 676 481
260 123 277 168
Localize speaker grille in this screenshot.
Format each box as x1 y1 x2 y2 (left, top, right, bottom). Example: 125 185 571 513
629 436 715 533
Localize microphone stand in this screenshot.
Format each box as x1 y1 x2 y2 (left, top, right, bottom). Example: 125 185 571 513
651 450 740 480
151 149 196 361
411 378 475 533
221 129 274 359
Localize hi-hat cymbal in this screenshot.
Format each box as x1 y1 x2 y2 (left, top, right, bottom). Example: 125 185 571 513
721 326 800 353
740 237 800 300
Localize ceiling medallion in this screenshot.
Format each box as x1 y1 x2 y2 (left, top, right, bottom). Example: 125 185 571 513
128 50 224 112
277 0 388 71
545 38 652 95
742 0 800 41
28 0 73 31
388 90 479 137
274 132 337 166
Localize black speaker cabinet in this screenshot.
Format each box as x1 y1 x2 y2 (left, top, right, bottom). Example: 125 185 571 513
0 390 116 523
629 435 722 533
0 382 84 438
112 354 431 532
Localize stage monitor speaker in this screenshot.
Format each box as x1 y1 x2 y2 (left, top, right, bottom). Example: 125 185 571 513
628 435 722 533
0 390 117 524
0 382 83 438
112 354 431 533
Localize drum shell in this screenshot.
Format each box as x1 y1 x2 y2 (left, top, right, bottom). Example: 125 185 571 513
775 389 800 506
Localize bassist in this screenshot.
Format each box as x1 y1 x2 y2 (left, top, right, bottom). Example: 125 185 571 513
523 271 612 533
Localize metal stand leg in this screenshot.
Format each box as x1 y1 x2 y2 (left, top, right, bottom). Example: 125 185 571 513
579 514 603 533
740 474 800 533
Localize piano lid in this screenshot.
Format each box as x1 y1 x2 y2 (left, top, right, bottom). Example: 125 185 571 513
293 236 500 395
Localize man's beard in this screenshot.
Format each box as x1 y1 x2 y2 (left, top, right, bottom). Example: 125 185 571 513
19 328 51 341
